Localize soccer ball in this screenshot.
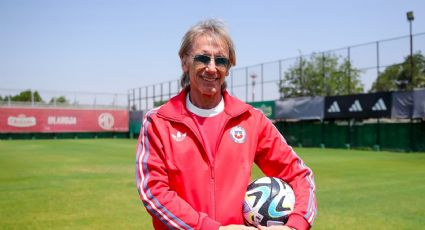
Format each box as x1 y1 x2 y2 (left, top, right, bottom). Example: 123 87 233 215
242 177 295 227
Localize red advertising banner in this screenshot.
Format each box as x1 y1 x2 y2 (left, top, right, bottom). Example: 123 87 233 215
0 107 129 133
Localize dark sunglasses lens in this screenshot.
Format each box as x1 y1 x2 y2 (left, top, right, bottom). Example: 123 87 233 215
194 55 211 65
193 55 229 69
215 57 229 67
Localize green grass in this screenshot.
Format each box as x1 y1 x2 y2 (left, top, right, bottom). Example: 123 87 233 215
0 139 424 229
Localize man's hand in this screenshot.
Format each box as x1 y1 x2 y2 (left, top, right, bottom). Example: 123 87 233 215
257 226 295 230
218 225 257 230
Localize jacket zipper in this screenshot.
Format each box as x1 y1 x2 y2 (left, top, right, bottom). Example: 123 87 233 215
181 118 217 219
210 116 232 219
162 111 247 220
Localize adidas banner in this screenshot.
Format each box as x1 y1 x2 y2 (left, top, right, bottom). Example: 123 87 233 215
324 92 392 119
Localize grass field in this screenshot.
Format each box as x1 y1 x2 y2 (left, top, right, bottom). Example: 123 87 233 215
1 139 424 229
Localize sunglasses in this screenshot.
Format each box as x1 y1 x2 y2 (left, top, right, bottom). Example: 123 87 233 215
192 54 230 70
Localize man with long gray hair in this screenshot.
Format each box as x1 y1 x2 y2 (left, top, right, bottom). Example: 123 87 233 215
136 19 317 230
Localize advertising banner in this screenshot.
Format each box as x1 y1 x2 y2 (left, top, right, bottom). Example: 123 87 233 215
324 92 392 119
413 88 425 118
275 96 324 120
0 107 129 133
247 101 275 119
391 91 413 119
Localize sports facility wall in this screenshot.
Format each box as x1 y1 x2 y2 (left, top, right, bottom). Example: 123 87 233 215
0 107 129 140
2 95 423 152
273 89 425 152
126 89 425 152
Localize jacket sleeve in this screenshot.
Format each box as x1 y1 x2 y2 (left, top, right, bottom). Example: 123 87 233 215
254 114 317 230
135 111 221 230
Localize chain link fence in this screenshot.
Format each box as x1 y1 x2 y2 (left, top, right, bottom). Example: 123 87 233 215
3 33 423 111
128 32 425 111
0 88 127 109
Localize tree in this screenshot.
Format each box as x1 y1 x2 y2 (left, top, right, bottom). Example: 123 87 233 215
0 95 11 102
49 96 69 104
370 52 425 92
0 90 44 103
279 53 363 98
10 90 43 102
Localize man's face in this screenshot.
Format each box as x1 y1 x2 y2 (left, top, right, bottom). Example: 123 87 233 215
182 35 230 98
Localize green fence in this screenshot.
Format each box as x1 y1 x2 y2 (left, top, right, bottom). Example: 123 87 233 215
129 121 142 139
275 119 425 152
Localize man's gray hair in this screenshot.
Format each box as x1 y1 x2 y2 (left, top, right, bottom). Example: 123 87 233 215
178 19 236 90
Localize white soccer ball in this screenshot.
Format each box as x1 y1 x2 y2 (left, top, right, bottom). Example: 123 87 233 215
242 177 295 227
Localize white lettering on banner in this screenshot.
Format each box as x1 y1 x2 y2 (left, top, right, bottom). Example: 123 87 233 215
98 113 114 130
349 100 363 112
372 98 387 111
328 101 341 113
7 115 37 127
47 116 77 125
259 105 273 117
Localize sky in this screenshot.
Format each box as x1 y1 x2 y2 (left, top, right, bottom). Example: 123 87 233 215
1 0 424 102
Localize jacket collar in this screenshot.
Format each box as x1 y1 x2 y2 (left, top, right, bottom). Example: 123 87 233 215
157 88 251 121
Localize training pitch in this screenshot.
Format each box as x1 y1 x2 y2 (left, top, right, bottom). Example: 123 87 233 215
0 139 424 229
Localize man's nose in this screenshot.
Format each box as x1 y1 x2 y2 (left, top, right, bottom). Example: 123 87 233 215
205 59 217 73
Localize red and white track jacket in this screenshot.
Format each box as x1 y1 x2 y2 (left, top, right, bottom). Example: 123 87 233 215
135 89 317 230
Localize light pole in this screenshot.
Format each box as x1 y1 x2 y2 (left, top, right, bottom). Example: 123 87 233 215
406 11 415 152
407 11 414 87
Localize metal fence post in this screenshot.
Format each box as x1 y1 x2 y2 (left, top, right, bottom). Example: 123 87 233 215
245 67 248 101
160 82 163 102
145 86 148 110
261 63 264 101
376 41 380 78
127 90 131 110
322 52 326 96
168 81 171 99
138 88 142 110
347 47 351 94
